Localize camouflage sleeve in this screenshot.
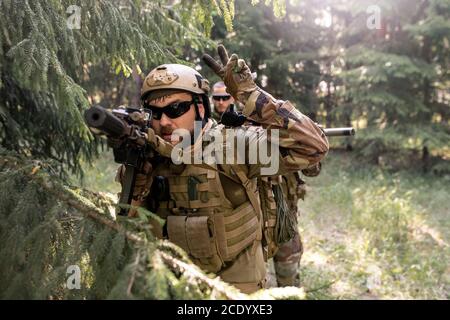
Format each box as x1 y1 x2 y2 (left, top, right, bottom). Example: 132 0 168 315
241 89 329 177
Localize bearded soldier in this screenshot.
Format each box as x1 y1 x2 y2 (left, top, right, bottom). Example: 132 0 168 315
118 45 329 293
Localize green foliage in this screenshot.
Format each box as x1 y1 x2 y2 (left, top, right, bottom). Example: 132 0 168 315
299 152 450 299
1 0 449 300
201 0 450 167
0 0 296 177
70 148 121 194
339 0 450 160
0 149 231 299
354 124 450 165
0 0 212 175
205 0 326 119
0 149 306 299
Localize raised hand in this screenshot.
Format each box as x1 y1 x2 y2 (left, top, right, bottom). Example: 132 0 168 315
202 45 258 104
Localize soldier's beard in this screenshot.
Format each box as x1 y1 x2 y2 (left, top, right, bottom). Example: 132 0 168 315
159 117 207 145
160 127 174 143
160 126 196 146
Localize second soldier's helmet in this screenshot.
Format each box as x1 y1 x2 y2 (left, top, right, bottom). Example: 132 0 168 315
141 64 211 119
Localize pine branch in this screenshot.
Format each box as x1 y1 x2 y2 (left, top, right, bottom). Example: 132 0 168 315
0 151 308 300
0 154 143 244
157 249 246 300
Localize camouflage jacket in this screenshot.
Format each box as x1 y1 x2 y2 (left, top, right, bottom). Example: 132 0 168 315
222 89 329 177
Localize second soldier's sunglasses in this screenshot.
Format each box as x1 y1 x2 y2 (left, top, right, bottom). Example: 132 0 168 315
143 100 193 120
212 95 231 102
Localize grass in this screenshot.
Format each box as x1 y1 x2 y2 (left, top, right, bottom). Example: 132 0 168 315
299 150 450 299
70 149 121 195
76 149 450 299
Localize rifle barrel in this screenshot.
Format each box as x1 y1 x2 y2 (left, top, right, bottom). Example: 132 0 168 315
323 127 355 137
84 106 127 137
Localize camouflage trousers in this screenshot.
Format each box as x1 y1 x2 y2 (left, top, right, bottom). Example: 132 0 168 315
273 231 303 287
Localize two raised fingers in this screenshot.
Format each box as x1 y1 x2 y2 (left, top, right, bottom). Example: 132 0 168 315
218 45 229 65
201 44 230 76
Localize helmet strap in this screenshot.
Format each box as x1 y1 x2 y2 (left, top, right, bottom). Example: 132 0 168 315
193 95 207 128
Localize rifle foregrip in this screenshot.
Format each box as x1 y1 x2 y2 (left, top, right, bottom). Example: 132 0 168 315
118 164 137 216
84 106 126 138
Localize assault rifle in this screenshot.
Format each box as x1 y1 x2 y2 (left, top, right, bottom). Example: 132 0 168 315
84 105 154 216
85 104 355 215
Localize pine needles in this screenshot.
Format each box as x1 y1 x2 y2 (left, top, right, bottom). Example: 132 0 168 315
0 149 305 299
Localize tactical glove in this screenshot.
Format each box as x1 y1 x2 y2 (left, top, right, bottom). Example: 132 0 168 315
146 127 174 158
301 162 322 177
202 45 258 105
115 160 153 201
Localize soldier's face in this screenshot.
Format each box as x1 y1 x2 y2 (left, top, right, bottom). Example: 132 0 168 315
148 92 205 145
212 94 234 114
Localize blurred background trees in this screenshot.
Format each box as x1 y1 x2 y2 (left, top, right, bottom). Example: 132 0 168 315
202 0 449 171
1 0 448 175
337 0 450 169
0 0 215 175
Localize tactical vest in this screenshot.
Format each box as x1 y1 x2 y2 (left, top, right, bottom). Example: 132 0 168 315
258 176 279 260
142 122 305 272
148 159 262 274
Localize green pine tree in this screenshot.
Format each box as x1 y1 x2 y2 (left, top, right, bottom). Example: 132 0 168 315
0 148 306 299
0 0 213 176
204 0 327 121
336 0 450 168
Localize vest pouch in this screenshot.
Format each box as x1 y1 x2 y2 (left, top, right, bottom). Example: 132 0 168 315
257 177 278 260
223 202 260 261
167 215 224 273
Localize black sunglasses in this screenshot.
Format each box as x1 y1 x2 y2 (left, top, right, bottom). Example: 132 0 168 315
212 95 231 102
144 100 193 120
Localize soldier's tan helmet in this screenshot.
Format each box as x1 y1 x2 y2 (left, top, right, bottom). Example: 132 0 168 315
141 64 210 102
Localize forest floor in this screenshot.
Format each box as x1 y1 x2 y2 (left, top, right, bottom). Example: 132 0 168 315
296 151 449 299
73 149 450 300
